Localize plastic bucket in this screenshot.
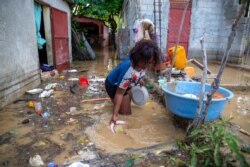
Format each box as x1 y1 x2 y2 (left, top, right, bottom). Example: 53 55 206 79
161 81 234 120
79 77 89 86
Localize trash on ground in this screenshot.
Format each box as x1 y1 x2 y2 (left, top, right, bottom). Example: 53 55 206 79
35 102 43 115
79 77 89 86
29 154 44 167
41 111 51 118
70 107 77 113
26 88 43 95
81 98 110 103
41 70 58 81
39 89 54 98
68 162 89 167
67 69 78 73
22 119 30 124
45 83 57 90
89 78 105 83
68 78 79 81
59 75 65 79
47 161 58 167
40 64 55 72
27 101 36 108
67 118 78 124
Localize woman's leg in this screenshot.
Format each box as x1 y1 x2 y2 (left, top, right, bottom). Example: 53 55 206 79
118 93 132 115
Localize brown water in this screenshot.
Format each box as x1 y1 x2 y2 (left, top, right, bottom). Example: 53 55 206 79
190 62 250 86
86 101 184 154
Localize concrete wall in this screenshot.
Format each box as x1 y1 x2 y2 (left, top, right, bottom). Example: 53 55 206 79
0 0 40 108
43 6 53 65
189 0 248 64
40 0 72 63
119 0 169 59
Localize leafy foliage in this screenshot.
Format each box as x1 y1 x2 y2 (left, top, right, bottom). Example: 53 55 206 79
71 0 122 31
178 119 249 167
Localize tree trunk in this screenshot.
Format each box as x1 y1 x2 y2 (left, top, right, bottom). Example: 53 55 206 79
72 28 91 60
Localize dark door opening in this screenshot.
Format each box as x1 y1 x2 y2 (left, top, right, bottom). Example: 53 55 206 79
38 11 48 65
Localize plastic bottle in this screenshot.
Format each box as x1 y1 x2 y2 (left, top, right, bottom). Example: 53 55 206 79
27 101 35 108
47 162 58 167
35 102 42 115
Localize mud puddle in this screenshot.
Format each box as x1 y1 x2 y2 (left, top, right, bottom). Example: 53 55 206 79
86 100 184 154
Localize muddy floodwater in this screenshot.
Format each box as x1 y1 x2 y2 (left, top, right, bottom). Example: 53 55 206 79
0 48 249 166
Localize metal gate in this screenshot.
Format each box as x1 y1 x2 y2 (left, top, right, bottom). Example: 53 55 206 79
167 0 192 57
51 8 70 72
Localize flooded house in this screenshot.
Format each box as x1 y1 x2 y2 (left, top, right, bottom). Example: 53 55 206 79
0 0 72 108
119 0 250 66
72 16 109 48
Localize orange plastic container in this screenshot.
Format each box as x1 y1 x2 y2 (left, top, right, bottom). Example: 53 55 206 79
168 45 187 69
184 66 195 78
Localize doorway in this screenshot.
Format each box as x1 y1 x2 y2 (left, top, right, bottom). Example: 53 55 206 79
38 12 47 64
34 2 54 67
167 0 192 57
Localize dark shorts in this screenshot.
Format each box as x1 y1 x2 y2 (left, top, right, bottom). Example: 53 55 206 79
105 78 130 99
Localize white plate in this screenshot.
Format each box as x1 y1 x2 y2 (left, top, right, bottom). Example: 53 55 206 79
131 86 149 106
26 88 43 95
68 78 79 81
172 68 181 74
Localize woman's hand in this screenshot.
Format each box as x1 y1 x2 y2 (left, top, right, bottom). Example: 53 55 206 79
139 79 145 87
109 114 117 125
109 114 126 133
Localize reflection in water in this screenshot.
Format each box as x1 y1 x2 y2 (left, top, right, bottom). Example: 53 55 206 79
223 91 250 133
190 62 250 85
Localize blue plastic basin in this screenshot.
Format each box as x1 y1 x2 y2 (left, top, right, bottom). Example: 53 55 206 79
161 81 234 120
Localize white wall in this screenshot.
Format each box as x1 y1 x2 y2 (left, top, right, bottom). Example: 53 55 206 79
189 0 247 63
0 0 40 108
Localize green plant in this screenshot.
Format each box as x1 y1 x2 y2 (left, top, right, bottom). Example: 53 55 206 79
179 119 249 167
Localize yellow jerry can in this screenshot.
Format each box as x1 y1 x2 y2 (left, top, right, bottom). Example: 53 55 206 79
168 45 187 69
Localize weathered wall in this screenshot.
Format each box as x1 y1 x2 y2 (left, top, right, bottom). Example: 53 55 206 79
189 0 248 63
0 0 72 108
40 0 72 63
119 0 169 59
0 0 40 108
140 0 169 60
43 6 53 65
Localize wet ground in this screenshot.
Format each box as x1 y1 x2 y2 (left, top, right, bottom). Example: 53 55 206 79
0 48 249 166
